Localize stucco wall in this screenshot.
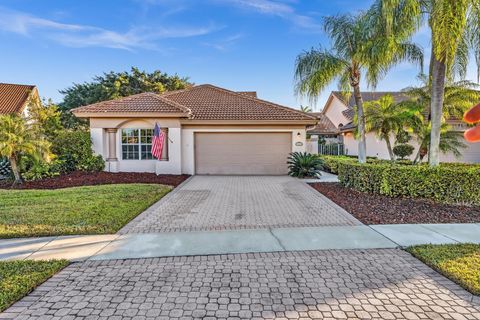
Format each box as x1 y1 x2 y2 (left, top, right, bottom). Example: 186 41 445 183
343 132 478 163
89 118 309 174
324 95 351 128
181 127 307 175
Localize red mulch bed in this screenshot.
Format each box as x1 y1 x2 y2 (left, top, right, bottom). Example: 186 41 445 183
0 171 190 189
310 182 480 224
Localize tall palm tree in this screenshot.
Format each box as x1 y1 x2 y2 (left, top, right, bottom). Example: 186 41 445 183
0 114 50 184
363 95 421 160
378 0 480 166
294 12 422 163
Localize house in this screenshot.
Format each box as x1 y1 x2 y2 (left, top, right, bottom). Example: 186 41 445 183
309 91 480 163
72 84 317 175
0 83 39 116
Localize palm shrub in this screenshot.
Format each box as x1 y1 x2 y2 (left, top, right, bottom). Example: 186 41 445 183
287 152 324 178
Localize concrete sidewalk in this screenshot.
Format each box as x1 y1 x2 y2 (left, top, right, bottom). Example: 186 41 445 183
1 223 479 261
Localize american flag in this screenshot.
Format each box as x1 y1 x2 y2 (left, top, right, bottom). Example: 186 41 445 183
151 123 166 160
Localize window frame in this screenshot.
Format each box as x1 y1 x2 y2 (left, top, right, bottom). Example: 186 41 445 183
120 128 169 161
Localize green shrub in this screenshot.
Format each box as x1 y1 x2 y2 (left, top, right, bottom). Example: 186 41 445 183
51 130 104 172
337 162 480 205
318 155 355 174
21 159 64 181
288 152 324 178
393 144 414 159
0 158 11 177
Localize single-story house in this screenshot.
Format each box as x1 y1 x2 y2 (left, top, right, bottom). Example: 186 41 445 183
0 83 39 116
72 84 317 175
309 91 480 163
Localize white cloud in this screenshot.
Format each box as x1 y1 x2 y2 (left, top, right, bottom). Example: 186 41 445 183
203 33 244 51
0 7 218 50
218 0 322 32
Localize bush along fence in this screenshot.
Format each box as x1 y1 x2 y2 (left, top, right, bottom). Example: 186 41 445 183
337 161 480 206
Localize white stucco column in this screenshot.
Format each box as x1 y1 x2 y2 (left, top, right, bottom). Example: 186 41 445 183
106 128 119 172
307 135 319 154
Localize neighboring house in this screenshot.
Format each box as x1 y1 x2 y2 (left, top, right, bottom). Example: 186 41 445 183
72 84 317 175
0 83 39 116
309 91 480 163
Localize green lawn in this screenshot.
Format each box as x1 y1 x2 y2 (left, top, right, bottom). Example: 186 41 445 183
0 260 69 312
407 243 480 295
0 184 171 238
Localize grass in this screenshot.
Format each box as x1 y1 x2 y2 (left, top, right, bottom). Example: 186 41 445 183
0 260 69 312
0 184 171 238
407 243 480 295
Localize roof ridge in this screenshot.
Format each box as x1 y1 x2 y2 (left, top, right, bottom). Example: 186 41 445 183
71 91 191 114
188 84 317 121
0 83 35 87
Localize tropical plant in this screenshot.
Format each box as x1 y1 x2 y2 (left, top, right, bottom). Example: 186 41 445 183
363 94 421 160
0 114 51 184
0 158 11 177
294 12 423 163
300 105 312 113
411 116 466 163
393 144 414 160
403 75 480 120
287 152 324 178
378 0 480 166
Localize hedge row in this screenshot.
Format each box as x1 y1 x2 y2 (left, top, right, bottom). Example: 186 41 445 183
337 161 480 205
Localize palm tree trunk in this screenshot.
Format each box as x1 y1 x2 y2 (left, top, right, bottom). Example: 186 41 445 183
352 84 367 163
384 135 394 160
9 156 22 184
429 55 447 166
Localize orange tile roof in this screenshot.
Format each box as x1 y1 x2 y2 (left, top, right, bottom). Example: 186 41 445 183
0 83 36 114
72 84 316 122
307 112 338 134
71 92 190 114
162 84 315 121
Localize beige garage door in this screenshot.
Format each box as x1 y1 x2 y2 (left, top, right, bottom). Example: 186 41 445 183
195 132 292 175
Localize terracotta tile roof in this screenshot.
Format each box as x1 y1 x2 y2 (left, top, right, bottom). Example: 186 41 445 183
161 84 315 121
237 91 257 98
307 112 338 134
73 84 316 122
0 83 36 114
71 92 190 115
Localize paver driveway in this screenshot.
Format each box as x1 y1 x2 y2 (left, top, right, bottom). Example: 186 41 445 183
119 176 360 234
4 249 479 319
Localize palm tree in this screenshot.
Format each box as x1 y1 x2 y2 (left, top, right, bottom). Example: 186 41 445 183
0 114 51 184
378 0 480 166
300 105 312 113
411 116 466 163
363 95 421 160
294 12 422 163
403 75 480 120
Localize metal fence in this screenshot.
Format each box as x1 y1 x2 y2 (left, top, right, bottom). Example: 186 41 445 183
318 143 345 156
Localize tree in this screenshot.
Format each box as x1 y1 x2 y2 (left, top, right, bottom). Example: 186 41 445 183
403 75 480 120
363 94 421 160
0 114 51 184
411 117 466 163
300 105 312 113
294 12 422 163
378 0 480 166
27 97 63 140
59 67 192 128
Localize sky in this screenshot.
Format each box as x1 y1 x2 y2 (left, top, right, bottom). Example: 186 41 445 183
0 0 478 110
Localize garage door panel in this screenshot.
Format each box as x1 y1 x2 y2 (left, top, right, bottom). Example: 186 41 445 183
195 132 292 175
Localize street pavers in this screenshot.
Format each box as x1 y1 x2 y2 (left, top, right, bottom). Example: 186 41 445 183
3 249 479 319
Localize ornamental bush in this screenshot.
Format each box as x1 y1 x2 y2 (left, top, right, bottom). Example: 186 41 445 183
288 152 324 178
337 162 480 205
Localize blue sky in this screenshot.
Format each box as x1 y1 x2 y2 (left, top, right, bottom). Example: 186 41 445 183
0 0 477 110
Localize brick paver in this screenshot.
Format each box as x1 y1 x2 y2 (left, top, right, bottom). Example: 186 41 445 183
3 249 479 319
120 176 360 234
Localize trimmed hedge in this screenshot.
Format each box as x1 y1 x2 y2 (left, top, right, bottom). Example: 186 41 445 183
338 162 480 205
